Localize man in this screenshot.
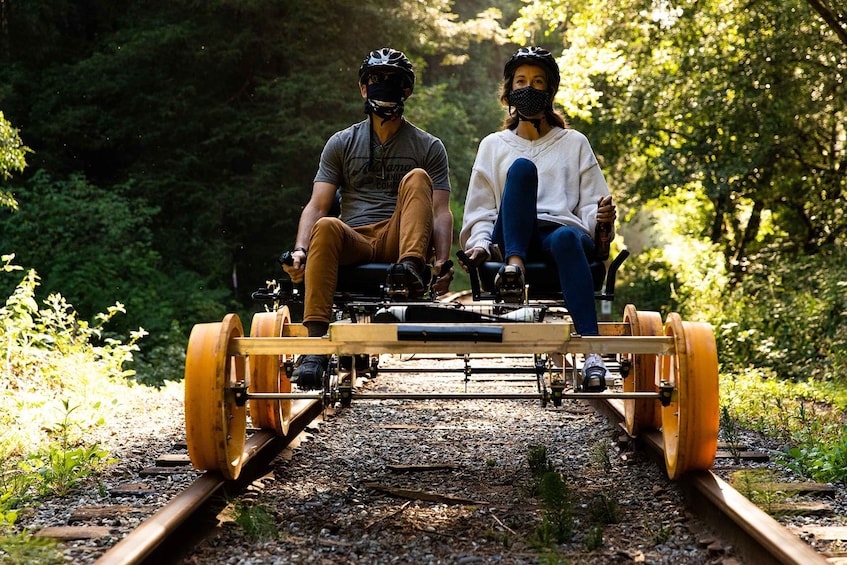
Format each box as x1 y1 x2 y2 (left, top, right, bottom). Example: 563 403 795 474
283 47 454 389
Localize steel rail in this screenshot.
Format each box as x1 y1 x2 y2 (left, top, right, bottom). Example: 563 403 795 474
596 399 828 565
93 399 323 565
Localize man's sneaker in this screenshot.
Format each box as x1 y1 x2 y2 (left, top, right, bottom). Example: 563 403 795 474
581 353 609 392
292 354 329 390
494 264 524 303
386 260 429 299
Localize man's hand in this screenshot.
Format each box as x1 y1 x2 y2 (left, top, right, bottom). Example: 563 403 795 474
458 246 489 271
282 248 307 283
431 260 454 296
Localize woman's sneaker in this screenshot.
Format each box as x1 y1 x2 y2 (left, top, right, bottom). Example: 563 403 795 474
581 353 609 392
494 264 524 302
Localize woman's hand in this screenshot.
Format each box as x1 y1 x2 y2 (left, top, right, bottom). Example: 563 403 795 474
597 195 616 224
459 246 489 271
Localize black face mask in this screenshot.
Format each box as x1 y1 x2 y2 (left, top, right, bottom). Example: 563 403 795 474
364 80 407 122
508 86 550 117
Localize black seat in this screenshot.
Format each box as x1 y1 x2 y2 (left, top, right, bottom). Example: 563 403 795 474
458 249 630 302
336 263 395 299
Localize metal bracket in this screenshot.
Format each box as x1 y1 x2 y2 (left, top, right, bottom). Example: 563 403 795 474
232 382 249 407
619 357 632 379
659 380 674 407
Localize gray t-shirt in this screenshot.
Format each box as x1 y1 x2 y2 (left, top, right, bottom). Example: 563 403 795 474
314 119 451 227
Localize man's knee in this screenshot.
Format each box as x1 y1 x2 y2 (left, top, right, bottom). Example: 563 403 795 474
311 216 346 242
399 168 433 196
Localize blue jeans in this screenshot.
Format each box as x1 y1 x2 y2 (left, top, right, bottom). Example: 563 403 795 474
492 158 600 336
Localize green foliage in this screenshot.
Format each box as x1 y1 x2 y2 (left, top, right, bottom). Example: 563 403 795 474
729 470 789 516
588 441 612 474
643 519 672 546
19 400 116 497
232 501 279 542
0 531 63 565
0 171 227 348
0 258 144 390
527 444 554 479
719 406 743 464
784 433 847 484
613 248 676 318
531 471 575 547
1 257 136 513
583 525 603 551
0 0 514 361
721 370 847 482
0 111 29 211
714 246 847 381
587 491 620 525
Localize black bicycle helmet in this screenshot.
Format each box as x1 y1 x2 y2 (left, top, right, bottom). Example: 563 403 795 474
503 46 560 94
358 47 415 93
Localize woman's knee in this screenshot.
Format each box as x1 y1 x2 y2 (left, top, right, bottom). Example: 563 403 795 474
547 226 585 256
506 158 538 186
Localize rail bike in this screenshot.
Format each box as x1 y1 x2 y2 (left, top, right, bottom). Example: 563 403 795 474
183 249 719 482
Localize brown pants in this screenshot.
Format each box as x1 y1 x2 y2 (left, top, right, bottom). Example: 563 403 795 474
304 168 434 325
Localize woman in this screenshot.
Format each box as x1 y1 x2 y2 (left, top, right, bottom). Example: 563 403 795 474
459 46 617 391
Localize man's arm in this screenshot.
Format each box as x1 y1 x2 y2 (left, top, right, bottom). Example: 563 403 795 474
283 181 338 283
431 189 454 294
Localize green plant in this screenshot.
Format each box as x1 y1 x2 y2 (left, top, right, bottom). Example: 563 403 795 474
527 445 554 480
719 405 742 464
0 531 63 565
19 400 115 497
721 371 847 483
583 525 603 550
783 429 847 484
644 519 672 545
535 472 574 545
587 491 621 525
537 548 569 564
589 441 612 473
0 456 36 512
232 501 279 542
730 469 788 516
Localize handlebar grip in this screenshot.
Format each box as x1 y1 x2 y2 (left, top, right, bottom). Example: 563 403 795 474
279 251 294 267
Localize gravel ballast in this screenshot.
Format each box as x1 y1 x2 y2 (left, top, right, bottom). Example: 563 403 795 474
23 352 847 564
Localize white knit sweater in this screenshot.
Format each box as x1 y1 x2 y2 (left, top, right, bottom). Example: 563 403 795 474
459 126 610 260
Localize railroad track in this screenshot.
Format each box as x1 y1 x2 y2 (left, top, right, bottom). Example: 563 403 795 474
90 399 324 565
71 352 836 565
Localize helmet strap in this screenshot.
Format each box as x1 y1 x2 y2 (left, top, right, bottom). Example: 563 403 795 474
511 106 545 134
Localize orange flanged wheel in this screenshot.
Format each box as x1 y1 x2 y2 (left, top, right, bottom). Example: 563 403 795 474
622 305 663 436
249 308 292 436
184 313 247 480
660 313 720 480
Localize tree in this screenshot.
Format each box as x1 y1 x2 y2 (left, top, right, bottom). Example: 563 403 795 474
0 0 514 354
512 0 846 274
805 0 847 46
0 110 28 208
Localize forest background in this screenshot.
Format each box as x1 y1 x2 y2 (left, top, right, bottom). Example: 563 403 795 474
1 0 845 390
